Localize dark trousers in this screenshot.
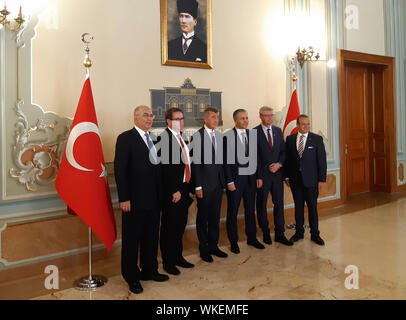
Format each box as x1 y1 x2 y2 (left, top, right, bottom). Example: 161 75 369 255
160 193 191 266
256 172 285 237
196 185 223 254
226 175 257 244
290 174 320 237
121 208 160 284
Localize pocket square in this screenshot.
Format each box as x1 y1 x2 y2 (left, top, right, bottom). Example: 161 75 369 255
308 146 314 149
195 58 202 62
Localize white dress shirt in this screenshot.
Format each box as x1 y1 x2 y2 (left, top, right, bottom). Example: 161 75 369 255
261 124 274 146
204 125 218 149
134 124 157 160
296 132 309 152
236 128 248 144
182 31 195 53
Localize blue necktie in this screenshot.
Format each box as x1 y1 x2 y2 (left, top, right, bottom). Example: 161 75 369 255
145 132 157 163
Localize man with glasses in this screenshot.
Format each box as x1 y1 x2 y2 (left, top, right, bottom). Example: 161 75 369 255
158 108 194 276
254 106 293 247
114 106 169 295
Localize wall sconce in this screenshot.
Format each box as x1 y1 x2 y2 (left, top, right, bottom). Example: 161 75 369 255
296 46 320 68
0 4 25 31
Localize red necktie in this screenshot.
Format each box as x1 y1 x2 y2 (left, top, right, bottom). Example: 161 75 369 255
178 135 191 183
267 129 273 150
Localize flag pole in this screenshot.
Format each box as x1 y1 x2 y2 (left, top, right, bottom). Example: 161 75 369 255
73 33 108 291
286 56 298 231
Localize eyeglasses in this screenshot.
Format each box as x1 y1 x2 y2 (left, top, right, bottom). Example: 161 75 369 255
171 117 184 121
142 113 155 119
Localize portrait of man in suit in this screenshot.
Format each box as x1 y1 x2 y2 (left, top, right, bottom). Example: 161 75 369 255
168 0 207 63
161 0 212 68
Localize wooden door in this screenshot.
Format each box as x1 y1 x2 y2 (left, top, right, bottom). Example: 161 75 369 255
338 49 397 201
369 67 388 192
344 63 371 195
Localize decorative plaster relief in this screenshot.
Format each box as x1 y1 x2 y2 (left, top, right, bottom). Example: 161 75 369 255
9 100 70 191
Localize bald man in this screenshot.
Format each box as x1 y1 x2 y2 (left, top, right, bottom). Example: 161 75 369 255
114 106 169 295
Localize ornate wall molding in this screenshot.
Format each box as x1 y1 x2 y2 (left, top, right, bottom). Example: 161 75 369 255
9 100 70 191
0 14 72 202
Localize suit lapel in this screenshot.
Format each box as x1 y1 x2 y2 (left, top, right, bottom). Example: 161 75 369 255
271 125 277 148
303 133 312 156
257 125 269 150
131 128 150 154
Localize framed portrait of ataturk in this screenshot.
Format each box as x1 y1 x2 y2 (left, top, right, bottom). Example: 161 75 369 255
160 0 212 69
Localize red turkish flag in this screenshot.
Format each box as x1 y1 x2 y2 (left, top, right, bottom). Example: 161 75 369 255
282 89 301 141
55 78 116 251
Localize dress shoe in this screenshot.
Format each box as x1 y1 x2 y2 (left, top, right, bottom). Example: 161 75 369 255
176 257 194 268
129 281 143 294
311 235 325 246
200 253 213 263
140 272 169 282
163 264 180 275
230 243 240 254
247 239 265 249
263 233 272 245
289 233 304 242
209 248 228 258
275 235 294 246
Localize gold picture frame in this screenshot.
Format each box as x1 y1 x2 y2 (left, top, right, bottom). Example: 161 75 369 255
160 0 212 69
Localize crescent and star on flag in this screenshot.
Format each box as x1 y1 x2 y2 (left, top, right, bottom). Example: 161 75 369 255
65 121 107 178
65 33 107 180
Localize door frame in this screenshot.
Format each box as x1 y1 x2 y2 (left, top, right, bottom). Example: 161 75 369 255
338 49 397 201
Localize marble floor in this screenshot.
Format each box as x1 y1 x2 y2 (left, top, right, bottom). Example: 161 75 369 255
33 195 406 300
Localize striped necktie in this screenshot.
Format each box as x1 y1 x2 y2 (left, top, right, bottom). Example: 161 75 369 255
145 132 157 163
298 134 305 158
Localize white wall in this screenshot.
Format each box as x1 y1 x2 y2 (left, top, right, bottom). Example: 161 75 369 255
345 0 386 55
32 0 288 162
30 0 388 163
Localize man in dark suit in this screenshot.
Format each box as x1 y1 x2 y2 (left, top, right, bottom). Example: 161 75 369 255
191 107 227 262
255 106 293 246
114 106 169 295
168 0 207 63
224 109 265 254
158 108 194 276
284 114 327 246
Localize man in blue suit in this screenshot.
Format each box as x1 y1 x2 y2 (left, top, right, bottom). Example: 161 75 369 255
191 107 227 262
224 109 265 254
255 107 293 246
284 115 327 246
